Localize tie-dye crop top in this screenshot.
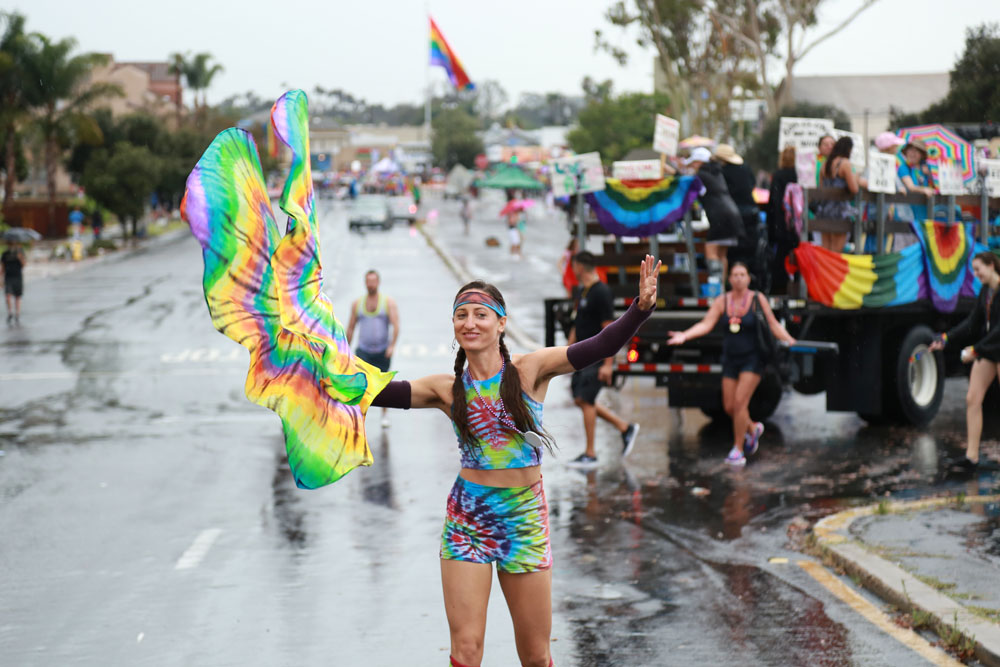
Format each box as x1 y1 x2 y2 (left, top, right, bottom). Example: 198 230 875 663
453 368 544 470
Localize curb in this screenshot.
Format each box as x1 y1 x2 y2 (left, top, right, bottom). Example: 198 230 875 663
416 223 543 351
813 495 1000 666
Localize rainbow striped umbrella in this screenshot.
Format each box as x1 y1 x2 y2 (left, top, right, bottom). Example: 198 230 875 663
896 124 975 186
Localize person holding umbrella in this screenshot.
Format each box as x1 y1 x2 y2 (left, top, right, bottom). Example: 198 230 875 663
2 241 27 324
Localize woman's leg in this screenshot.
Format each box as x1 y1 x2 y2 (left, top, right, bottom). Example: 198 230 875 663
965 359 998 462
441 559 494 666
497 569 553 667
722 377 739 450
731 372 762 450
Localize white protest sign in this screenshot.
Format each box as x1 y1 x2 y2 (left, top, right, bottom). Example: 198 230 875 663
833 129 866 170
795 148 817 190
611 160 662 181
867 150 897 194
550 152 606 197
981 159 1000 197
779 117 834 154
936 160 966 195
653 114 680 156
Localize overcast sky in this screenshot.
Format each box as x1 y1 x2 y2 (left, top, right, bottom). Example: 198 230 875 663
13 0 1000 108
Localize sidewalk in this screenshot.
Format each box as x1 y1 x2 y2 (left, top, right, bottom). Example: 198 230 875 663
17 219 188 281
815 494 1000 665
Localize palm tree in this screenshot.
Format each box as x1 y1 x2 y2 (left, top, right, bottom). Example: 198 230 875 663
24 34 121 227
0 12 35 206
168 51 224 114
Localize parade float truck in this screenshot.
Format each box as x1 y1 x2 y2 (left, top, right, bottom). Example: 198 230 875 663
544 174 998 426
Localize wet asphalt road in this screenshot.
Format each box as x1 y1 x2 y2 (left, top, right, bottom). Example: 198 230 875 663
1 197 999 666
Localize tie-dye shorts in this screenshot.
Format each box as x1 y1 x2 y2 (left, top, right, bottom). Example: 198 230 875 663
440 475 552 573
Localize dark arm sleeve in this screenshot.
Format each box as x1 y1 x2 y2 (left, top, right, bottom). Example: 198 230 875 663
566 300 652 370
371 380 411 409
946 295 983 346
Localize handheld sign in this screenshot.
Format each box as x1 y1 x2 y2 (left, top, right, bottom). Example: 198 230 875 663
981 158 1000 197
611 160 661 181
867 151 896 194
779 117 834 154
937 160 966 195
653 115 680 156
795 148 817 190
550 152 606 198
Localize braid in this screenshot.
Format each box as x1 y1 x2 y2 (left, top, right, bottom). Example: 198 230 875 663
498 334 556 452
451 347 476 448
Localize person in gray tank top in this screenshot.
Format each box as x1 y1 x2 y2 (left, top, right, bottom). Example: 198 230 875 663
347 269 400 425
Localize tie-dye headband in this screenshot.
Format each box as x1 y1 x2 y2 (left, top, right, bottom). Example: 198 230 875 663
453 291 506 318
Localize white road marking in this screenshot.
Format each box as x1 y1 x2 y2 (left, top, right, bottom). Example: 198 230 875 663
174 529 222 571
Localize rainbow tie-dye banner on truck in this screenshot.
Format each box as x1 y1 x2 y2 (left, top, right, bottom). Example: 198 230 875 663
584 176 703 238
789 220 983 312
181 90 393 489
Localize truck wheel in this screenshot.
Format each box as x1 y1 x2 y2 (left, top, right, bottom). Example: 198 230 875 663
888 325 944 426
792 357 826 395
749 366 783 422
700 405 728 421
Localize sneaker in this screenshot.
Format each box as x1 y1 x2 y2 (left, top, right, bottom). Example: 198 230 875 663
947 456 978 473
621 423 640 457
567 453 599 468
744 422 764 456
725 447 746 467
381 416 390 428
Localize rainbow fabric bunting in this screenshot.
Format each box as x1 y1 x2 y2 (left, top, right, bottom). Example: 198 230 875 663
430 16 473 90
789 242 925 310
789 221 985 312
182 90 393 489
584 176 702 237
911 220 979 312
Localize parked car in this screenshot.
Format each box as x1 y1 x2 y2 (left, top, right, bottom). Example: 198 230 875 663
388 194 418 223
349 194 392 231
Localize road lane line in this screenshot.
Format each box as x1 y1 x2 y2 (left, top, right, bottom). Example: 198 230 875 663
175 529 222 571
797 560 964 667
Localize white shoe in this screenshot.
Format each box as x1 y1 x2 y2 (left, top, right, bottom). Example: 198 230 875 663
381 416 390 428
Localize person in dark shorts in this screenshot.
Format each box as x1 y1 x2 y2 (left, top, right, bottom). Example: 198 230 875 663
566 251 639 468
2 243 26 324
667 262 795 466
346 269 400 425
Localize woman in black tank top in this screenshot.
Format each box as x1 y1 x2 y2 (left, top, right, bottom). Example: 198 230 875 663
666 262 795 466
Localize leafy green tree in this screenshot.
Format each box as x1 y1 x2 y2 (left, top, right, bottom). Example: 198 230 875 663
744 101 850 173
892 23 1000 127
0 12 35 205
80 142 161 238
567 89 672 164
169 51 224 112
432 107 483 169
25 34 121 227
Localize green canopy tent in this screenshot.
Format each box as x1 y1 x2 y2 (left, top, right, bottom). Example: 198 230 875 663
474 164 545 190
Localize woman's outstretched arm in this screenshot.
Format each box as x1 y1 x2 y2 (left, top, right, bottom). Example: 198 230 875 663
520 255 660 385
372 374 454 413
667 298 724 345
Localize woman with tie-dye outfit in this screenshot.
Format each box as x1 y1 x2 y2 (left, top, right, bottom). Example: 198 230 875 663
371 256 660 667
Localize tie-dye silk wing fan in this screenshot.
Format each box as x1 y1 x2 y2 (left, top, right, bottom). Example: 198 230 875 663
182 90 393 489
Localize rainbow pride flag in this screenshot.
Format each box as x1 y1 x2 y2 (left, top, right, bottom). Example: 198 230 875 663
789 242 925 310
182 90 393 489
430 16 473 90
911 220 979 312
585 176 702 237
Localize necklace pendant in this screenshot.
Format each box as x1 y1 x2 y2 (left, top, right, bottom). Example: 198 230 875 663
522 431 545 449
729 322 741 334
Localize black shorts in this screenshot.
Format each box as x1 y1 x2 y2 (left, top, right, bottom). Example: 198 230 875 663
721 352 764 379
4 276 22 298
356 348 391 372
571 364 603 404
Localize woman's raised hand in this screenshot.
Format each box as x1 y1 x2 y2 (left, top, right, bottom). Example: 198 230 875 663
637 254 661 311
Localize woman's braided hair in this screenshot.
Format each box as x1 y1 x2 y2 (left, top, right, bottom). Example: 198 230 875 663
451 281 554 453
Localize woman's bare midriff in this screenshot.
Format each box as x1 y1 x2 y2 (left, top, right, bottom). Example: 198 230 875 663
459 465 542 488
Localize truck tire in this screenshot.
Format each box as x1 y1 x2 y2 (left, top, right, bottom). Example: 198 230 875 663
887 324 944 426
700 405 728 421
749 366 783 422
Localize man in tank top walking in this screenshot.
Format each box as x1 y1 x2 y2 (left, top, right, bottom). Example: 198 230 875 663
347 269 401 426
